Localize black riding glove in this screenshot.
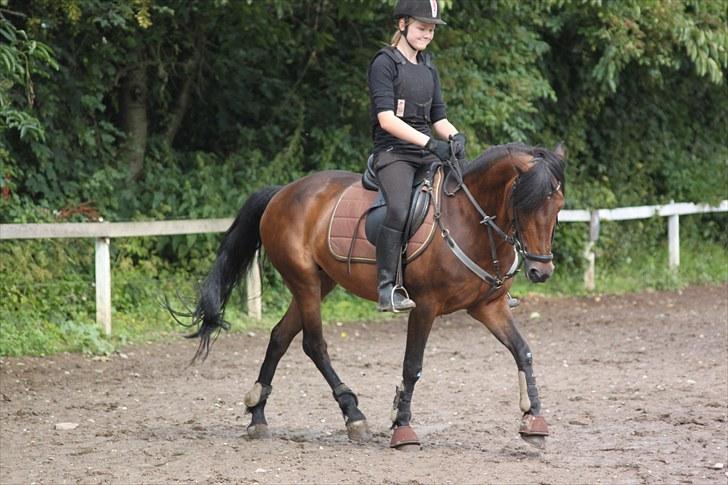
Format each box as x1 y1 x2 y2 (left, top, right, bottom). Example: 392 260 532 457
425 137 451 162
449 133 467 160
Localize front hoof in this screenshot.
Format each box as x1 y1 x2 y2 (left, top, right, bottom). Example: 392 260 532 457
519 414 548 449
520 434 546 449
390 425 420 451
346 420 372 443
247 423 272 440
519 414 549 435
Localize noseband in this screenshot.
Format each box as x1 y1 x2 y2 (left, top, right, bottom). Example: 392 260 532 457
434 154 557 292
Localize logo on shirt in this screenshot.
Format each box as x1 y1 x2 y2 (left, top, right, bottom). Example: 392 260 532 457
430 0 438 18
396 99 406 117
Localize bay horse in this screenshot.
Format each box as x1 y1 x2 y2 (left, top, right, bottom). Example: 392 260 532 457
177 142 566 450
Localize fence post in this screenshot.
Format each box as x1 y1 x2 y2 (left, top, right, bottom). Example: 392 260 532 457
583 211 600 291
246 250 262 320
668 213 680 270
94 237 112 335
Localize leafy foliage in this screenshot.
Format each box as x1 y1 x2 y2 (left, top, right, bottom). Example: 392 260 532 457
1 0 726 356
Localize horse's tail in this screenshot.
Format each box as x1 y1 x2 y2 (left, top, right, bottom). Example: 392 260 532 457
182 185 281 362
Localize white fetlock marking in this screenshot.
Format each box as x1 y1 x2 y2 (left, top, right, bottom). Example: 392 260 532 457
390 381 404 423
244 382 263 408
518 371 531 413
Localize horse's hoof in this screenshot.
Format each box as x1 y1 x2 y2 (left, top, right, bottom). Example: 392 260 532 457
346 419 372 443
390 425 420 450
520 433 546 449
519 413 548 449
247 423 272 440
519 414 549 434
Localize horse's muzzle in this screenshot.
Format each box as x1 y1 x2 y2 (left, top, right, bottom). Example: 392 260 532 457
526 262 554 283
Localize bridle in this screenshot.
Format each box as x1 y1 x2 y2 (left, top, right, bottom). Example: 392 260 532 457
433 150 558 293
511 176 559 264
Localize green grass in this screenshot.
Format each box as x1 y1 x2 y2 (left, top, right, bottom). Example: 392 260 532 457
511 240 728 297
1 239 725 357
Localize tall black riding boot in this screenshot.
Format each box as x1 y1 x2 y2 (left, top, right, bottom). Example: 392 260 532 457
376 226 416 312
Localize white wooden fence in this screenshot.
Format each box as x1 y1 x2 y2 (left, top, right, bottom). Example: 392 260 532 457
1 201 726 334
556 201 728 290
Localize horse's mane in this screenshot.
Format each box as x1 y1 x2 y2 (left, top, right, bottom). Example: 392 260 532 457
465 142 566 213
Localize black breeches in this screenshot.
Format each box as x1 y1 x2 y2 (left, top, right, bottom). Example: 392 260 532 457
376 161 419 232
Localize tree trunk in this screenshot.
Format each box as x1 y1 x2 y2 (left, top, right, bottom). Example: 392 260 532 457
120 64 149 181
164 52 200 147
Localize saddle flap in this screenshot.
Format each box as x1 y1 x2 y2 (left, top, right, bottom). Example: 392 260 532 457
364 178 431 244
362 155 379 191
328 168 443 264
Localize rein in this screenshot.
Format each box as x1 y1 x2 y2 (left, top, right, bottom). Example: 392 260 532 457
433 149 554 293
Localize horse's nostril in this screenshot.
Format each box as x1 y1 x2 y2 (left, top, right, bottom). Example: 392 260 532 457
528 268 540 280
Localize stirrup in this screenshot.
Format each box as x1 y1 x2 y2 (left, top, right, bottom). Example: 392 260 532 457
391 285 415 313
377 286 416 313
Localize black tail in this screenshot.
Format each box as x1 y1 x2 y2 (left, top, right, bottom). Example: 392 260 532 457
173 185 281 362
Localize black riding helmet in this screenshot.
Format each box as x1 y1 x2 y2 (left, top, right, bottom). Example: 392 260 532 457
393 0 447 25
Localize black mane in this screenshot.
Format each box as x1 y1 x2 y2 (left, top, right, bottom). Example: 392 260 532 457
466 142 566 213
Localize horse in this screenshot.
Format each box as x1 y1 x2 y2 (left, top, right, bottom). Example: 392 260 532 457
175 142 566 450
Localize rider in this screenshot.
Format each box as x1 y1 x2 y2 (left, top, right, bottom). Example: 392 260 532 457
368 0 466 312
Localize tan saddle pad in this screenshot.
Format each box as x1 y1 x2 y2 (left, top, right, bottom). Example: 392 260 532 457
327 169 442 264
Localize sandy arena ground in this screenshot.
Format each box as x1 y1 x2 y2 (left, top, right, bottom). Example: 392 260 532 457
1 285 727 484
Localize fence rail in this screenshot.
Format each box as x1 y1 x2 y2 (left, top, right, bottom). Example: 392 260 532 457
2 201 726 334
1 218 233 239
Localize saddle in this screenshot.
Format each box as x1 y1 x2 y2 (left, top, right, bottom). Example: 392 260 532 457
327 156 442 264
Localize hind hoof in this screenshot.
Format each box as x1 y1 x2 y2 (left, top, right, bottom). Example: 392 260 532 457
346 420 371 443
247 423 272 440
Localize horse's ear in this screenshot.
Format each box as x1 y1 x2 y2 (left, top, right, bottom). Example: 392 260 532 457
554 142 567 160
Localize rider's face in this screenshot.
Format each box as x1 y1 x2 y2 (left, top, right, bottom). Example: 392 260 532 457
401 20 435 50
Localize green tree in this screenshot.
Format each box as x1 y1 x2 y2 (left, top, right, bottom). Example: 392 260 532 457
539 0 728 206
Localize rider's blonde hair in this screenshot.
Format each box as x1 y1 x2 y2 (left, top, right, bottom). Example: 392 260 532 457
390 17 415 46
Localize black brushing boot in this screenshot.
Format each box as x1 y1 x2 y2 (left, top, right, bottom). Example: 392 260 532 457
376 226 416 312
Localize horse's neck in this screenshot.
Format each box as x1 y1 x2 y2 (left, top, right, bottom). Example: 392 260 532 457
463 158 520 221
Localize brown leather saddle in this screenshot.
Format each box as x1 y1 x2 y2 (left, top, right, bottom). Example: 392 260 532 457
327 157 442 264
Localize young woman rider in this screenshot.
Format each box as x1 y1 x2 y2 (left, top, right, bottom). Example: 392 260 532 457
368 0 466 312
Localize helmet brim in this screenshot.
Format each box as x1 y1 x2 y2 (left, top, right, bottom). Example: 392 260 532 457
411 16 446 25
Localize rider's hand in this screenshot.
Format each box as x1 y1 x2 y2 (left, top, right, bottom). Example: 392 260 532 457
449 133 467 160
425 137 451 162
